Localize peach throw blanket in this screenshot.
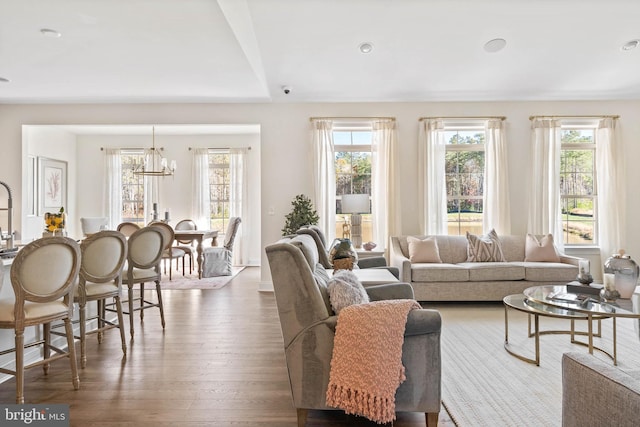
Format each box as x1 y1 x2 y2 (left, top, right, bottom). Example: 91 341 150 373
326 299 421 424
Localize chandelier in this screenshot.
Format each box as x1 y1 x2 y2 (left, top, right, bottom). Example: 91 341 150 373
133 126 176 177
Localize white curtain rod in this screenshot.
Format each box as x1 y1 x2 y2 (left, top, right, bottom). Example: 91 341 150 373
309 116 396 121
100 147 164 151
419 116 506 121
529 115 620 120
188 147 251 150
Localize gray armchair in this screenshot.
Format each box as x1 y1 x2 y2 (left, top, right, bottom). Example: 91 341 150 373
265 234 441 427
296 225 399 278
562 352 640 427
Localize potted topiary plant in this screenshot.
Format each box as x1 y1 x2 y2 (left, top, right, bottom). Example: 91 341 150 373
282 194 319 236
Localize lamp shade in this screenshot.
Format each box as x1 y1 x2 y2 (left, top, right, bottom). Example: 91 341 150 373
341 194 370 214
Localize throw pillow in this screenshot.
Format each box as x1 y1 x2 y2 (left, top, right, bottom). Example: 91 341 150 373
407 236 443 263
524 233 561 262
327 270 369 314
466 229 506 262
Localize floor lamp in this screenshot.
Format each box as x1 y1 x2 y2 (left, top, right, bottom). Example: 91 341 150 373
341 194 370 249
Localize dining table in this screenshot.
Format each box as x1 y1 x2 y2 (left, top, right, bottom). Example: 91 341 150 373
173 229 219 279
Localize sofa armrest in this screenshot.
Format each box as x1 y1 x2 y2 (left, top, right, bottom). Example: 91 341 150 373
559 254 582 266
562 352 640 427
404 308 442 337
358 256 387 269
366 282 415 301
390 237 412 283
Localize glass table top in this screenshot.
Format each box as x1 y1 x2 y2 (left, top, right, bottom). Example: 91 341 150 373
523 284 640 318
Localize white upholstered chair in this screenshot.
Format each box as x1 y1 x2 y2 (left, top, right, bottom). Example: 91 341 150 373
202 217 241 277
121 226 165 338
0 237 81 403
80 217 109 237
149 221 186 280
174 219 197 275
76 230 128 367
117 221 141 238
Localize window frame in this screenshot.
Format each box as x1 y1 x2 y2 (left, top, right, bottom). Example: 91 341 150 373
559 122 598 247
443 122 486 236
208 149 231 233
120 149 146 225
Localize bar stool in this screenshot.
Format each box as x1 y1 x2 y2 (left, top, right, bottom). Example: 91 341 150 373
0 237 81 403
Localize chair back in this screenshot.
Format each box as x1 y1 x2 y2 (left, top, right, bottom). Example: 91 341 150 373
265 234 332 348
10 237 80 320
80 217 109 236
127 227 164 270
80 230 127 284
148 221 175 250
296 226 332 268
175 219 197 244
223 217 241 250
117 222 141 237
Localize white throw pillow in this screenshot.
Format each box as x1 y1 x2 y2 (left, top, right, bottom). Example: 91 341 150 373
524 233 561 262
466 229 506 262
407 236 443 263
327 270 369 314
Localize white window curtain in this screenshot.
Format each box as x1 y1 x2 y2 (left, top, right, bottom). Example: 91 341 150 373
191 148 211 230
311 119 336 242
371 119 400 250
527 118 563 251
230 148 249 265
596 118 625 261
418 119 447 235
483 119 511 235
103 148 122 229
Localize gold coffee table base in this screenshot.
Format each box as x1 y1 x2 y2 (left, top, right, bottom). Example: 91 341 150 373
503 294 615 366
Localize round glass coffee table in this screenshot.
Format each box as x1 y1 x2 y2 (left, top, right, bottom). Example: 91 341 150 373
503 284 639 366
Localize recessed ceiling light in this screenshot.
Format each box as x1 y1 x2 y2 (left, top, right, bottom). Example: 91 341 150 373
40 28 61 38
359 42 374 54
621 39 639 51
0 77 9 83
484 38 507 53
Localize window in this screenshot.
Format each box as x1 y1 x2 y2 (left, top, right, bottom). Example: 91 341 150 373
208 150 230 232
120 149 145 225
560 126 597 245
444 125 485 235
334 128 372 242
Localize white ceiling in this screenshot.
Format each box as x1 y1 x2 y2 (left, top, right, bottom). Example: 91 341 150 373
1 0 640 104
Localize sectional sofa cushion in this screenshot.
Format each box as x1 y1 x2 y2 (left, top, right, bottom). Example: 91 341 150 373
411 263 470 282
524 233 561 262
407 236 443 263
466 229 506 262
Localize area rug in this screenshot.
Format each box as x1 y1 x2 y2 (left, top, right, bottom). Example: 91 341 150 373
159 266 245 290
426 302 640 427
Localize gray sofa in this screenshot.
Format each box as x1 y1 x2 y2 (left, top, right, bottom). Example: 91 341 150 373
562 352 640 427
390 234 582 302
266 233 442 426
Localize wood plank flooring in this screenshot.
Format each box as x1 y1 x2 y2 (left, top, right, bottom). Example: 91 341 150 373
0 267 454 426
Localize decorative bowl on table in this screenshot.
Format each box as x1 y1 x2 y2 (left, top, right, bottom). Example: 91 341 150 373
363 241 377 251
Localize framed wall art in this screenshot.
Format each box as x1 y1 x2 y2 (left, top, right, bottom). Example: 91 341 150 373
38 157 67 215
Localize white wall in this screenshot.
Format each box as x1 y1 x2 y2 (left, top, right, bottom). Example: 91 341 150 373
1 100 639 289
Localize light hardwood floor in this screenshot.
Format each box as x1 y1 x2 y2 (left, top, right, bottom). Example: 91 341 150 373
0 267 454 426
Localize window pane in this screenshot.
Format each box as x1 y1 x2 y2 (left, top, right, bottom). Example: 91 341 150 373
562 197 595 244
561 129 594 143
209 152 230 231
333 131 351 145
351 131 372 145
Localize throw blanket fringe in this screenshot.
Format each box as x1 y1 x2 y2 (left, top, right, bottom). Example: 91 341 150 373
326 299 420 424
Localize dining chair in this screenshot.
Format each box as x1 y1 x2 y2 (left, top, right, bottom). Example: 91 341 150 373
120 226 165 339
76 230 128 367
202 217 241 277
117 221 141 238
149 221 186 280
0 237 81 403
174 219 197 275
80 216 109 237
